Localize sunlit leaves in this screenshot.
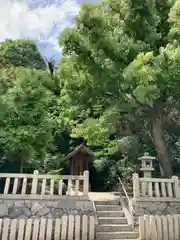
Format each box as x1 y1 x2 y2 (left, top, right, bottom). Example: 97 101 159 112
0 67 55 168
57 0 180 178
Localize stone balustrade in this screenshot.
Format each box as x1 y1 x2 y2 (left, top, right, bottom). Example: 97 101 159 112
0 171 89 201
133 173 180 201
132 173 180 217
0 171 93 220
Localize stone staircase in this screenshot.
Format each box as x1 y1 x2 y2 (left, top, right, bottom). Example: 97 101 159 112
95 200 138 240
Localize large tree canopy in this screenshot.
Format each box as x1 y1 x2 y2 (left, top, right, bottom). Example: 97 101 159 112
58 0 180 177
0 39 73 175
0 39 46 70
0 67 56 172
2 0 180 188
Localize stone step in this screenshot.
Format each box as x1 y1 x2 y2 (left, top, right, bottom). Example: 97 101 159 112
114 191 133 195
96 224 133 232
115 192 133 197
108 239 138 240
96 232 139 239
96 205 122 211
94 200 120 205
97 210 125 218
98 217 127 225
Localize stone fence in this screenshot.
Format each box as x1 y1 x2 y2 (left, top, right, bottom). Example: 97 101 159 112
132 173 180 217
0 215 95 240
133 173 180 201
0 171 89 200
0 171 94 220
139 214 180 240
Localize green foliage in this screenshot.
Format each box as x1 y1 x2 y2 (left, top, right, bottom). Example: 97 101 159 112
3 0 180 189
0 67 56 170
0 39 46 69
58 0 180 179
0 39 74 175
41 153 69 174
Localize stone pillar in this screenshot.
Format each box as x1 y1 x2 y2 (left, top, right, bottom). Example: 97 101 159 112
83 171 89 196
139 152 155 178
31 170 39 194
133 173 140 199
172 176 180 198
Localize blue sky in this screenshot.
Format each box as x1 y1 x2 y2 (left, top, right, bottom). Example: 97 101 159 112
0 0 101 63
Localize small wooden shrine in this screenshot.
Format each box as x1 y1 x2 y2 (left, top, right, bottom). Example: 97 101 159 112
65 144 93 176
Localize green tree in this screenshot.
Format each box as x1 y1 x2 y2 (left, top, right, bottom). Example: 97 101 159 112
0 39 46 69
0 67 56 172
0 39 75 174
59 0 180 177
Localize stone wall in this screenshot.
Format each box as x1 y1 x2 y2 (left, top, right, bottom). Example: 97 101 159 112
133 201 180 216
0 199 94 219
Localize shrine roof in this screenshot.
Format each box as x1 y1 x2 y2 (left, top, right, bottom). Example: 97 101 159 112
64 144 93 160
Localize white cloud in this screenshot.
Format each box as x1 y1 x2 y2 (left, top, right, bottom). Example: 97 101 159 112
0 0 80 58
0 0 80 41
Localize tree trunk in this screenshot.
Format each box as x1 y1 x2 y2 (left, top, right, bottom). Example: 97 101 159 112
151 101 172 177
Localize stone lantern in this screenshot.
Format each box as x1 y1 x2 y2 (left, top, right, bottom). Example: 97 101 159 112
139 152 155 178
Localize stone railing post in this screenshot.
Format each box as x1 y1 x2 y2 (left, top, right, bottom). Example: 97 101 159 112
67 176 72 195
83 171 89 196
172 176 180 198
133 173 140 199
31 170 39 194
